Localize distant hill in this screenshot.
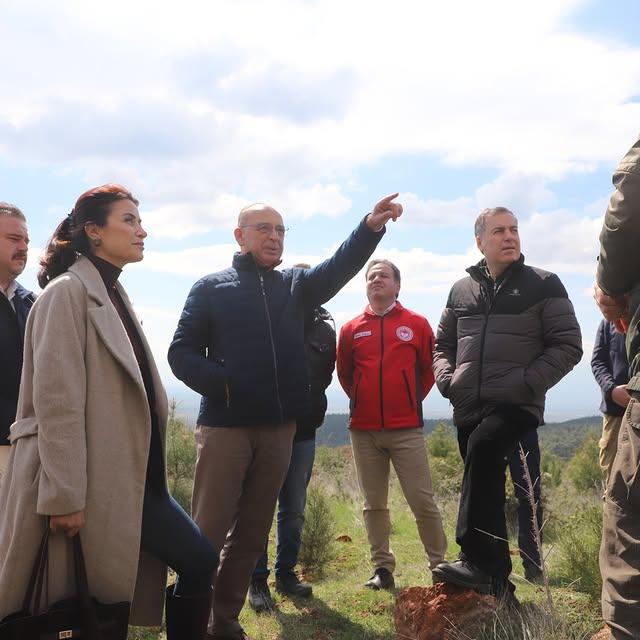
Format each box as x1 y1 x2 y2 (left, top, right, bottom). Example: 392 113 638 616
317 413 601 459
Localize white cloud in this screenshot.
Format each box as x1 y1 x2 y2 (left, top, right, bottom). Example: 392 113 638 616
144 184 351 238
1 0 639 222
521 210 602 275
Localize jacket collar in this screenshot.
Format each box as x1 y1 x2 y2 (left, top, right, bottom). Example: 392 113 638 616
363 300 404 318
467 254 525 284
68 255 112 304
232 251 282 272
13 281 35 301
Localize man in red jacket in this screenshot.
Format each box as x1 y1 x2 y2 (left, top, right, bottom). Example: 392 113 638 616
337 259 447 590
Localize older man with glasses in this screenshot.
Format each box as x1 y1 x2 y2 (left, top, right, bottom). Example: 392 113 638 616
169 196 402 640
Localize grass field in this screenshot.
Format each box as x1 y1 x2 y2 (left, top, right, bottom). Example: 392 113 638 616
129 434 605 640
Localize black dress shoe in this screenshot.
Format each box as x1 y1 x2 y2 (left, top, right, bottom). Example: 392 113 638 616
431 560 491 594
364 567 395 590
275 572 313 598
247 577 275 613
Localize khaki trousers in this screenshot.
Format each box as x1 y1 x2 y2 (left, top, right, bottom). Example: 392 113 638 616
350 428 447 573
600 393 640 639
600 414 624 488
192 422 296 637
0 446 10 483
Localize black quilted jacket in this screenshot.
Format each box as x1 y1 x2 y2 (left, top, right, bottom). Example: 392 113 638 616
433 255 582 427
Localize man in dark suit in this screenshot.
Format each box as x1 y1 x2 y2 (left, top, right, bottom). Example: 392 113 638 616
0 202 35 479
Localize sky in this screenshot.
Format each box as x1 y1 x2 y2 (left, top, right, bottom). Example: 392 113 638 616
2 0 640 422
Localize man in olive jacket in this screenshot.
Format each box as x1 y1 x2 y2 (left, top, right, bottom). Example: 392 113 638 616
432 207 582 600
595 135 640 639
168 194 402 640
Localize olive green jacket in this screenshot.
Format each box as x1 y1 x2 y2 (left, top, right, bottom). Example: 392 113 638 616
597 136 640 390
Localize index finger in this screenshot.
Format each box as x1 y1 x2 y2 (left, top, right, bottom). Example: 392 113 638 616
378 193 400 205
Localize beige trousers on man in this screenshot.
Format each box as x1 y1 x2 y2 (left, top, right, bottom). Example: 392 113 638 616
0 446 10 483
600 393 640 639
192 422 296 638
350 427 447 573
600 414 624 488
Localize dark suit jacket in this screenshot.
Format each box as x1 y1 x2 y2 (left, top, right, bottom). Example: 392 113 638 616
0 281 35 444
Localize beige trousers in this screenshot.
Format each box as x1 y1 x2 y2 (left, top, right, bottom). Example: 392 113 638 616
600 393 640 639
600 414 624 488
192 422 296 637
350 427 447 573
0 446 10 483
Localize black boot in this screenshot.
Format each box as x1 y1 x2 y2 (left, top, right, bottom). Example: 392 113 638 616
165 584 213 640
432 559 491 594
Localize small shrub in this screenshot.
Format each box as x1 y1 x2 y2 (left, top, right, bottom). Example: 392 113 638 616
165 401 197 513
565 433 602 494
299 483 336 574
426 425 464 498
554 503 603 600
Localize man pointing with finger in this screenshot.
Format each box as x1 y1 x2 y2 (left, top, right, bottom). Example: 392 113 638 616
169 194 402 640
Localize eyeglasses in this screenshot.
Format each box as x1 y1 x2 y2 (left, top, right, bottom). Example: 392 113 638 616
241 223 289 237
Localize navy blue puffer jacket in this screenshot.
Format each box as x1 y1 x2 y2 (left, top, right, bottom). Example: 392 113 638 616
168 217 383 427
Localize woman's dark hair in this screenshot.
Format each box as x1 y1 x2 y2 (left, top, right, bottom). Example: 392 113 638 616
38 184 139 289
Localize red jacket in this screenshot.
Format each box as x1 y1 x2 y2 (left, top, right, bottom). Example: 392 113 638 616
337 302 435 430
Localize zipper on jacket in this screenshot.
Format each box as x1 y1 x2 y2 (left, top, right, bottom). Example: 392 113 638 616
259 272 284 422
379 316 385 428
476 275 509 404
402 369 414 410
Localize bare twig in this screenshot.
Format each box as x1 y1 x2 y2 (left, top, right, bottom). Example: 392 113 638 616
518 443 554 615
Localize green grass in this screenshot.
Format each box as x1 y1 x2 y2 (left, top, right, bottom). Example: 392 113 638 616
130 441 605 639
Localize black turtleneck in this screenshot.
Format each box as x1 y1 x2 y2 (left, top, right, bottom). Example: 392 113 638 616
87 253 165 492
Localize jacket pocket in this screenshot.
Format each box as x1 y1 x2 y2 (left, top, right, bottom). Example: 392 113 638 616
351 373 361 414
401 370 415 409
607 396 640 508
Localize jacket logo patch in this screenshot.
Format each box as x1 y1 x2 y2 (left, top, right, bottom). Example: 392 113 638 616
508 288 520 296
396 326 414 341
354 330 372 339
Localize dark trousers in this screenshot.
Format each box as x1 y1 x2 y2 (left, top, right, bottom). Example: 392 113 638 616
253 437 316 579
456 405 538 580
507 428 543 574
141 489 218 596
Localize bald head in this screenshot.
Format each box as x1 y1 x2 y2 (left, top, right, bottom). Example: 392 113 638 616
238 203 282 227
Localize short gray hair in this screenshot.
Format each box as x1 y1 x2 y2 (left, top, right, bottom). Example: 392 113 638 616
365 258 401 283
474 207 516 237
0 202 26 222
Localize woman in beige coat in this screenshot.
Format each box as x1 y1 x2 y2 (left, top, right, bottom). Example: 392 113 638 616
0 185 218 639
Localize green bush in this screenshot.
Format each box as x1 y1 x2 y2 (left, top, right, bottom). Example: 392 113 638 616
565 433 602 494
165 401 197 513
426 424 464 497
299 483 336 574
554 503 603 600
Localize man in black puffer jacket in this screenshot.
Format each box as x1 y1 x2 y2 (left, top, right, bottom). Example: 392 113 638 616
432 206 582 602
168 195 402 640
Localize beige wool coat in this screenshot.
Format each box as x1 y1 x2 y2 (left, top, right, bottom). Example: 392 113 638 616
0 256 168 626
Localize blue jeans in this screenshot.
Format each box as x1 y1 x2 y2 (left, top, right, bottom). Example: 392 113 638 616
141 489 219 596
253 438 316 578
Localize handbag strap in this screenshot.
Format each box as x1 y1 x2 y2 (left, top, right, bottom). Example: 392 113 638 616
22 524 100 635
22 526 51 612
72 535 99 632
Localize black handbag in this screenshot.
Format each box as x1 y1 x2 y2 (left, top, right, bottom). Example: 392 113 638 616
0 527 130 639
